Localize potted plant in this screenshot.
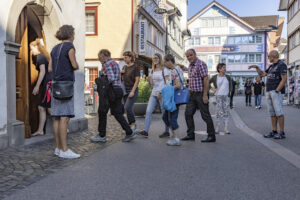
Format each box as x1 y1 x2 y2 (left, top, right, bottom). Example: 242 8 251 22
133 76 152 116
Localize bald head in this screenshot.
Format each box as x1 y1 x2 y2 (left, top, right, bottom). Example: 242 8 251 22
268 50 279 63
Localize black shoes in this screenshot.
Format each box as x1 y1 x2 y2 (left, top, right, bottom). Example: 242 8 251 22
137 130 149 138
264 131 277 138
201 136 216 143
159 131 170 138
181 135 195 141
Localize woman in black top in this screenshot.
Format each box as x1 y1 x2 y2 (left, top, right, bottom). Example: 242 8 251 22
30 38 52 137
244 78 253 106
49 25 80 159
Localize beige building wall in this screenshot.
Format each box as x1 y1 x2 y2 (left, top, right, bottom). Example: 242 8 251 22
85 0 133 59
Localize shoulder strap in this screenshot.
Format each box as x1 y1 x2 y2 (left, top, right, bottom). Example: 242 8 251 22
162 68 166 84
54 43 64 79
174 68 184 88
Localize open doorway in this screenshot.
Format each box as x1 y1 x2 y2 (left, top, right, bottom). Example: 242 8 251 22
15 4 47 138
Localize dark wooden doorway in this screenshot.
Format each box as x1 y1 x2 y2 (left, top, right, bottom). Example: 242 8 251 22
15 5 46 138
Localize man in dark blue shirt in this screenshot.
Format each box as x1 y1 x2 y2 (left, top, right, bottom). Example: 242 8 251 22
249 50 287 139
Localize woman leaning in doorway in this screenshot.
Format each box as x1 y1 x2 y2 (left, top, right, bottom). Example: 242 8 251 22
121 51 140 132
30 38 52 137
209 63 232 134
49 25 80 159
137 53 169 138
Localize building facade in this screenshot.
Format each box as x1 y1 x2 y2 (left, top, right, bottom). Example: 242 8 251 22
279 0 300 105
0 0 87 149
186 1 279 88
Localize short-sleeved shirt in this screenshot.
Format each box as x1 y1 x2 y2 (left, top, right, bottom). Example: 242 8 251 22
151 67 170 96
253 82 265 95
51 42 75 81
35 54 52 85
265 60 287 94
166 68 181 86
188 58 208 92
122 63 140 88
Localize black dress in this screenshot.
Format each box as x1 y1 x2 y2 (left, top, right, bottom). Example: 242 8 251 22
36 54 52 108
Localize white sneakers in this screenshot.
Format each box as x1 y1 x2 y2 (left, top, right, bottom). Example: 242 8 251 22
54 148 80 159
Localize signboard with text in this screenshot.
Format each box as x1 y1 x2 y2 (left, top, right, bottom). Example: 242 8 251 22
139 20 147 55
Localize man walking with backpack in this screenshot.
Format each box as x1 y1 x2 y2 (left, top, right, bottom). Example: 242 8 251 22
90 49 136 143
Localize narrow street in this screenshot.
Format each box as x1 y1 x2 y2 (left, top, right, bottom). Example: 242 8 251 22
1 97 300 200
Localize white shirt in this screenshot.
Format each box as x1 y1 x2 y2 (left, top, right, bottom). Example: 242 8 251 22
151 68 170 96
215 76 229 96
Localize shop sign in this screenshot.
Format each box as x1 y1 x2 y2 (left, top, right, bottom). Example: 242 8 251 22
139 20 147 55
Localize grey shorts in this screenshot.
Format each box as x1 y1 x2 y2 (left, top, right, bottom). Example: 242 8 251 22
266 90 283 117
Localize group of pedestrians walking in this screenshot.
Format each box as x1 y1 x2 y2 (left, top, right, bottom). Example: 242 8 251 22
30 24 288 160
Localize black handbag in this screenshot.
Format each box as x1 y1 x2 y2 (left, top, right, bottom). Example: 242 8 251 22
52 43 74 100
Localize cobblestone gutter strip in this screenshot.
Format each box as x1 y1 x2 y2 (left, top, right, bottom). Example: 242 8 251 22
0 115 124 199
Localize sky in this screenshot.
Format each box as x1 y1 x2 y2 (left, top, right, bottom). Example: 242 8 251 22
187 0 287 39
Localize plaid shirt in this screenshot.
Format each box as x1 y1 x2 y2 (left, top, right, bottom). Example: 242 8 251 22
102 58 121 86
188 58 208 92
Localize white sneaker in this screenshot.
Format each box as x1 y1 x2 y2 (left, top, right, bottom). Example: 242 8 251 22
59 149 81 159
54 148 60 156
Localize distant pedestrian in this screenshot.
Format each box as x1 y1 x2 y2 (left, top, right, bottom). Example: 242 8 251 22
137 53 169 138
249 50 287 139
244 78 253 106
49 25 80 159
30 38 52 137
253 76 265 109
121 51 140 133
162 54 183 146
90 49 136 143
209 63 232 134
230 79 236 109
182 49 216 143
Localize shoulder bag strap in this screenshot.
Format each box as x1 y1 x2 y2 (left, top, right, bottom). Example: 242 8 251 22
162 68 166 85
54 43 64 80
174 68 184 88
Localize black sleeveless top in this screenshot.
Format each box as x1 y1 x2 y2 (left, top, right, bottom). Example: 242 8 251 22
51 42 75 81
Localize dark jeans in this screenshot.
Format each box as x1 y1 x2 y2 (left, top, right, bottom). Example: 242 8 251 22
245 93 252 104
230 91 235 107
185 92 215 137
98 86 132 137
123 87 138 125
162 105 179 131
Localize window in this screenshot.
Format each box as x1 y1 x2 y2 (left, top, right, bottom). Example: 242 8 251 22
215 55 220 64
256 35 262 43
88 68 98 88
235 37 242 44
85 6 98 35
227 37 235 44
193 28 200 35
256 54 262 62
220 55 227 64
214 18 221 27
215 37 221 45
249 54 255 62
208 37 214 45
234 55 241 63
228 55 234 63
208 19 214 27
195 37 201 45
242 36 249 44
221 18 228 27
241 54 248 63
249 35 255 44
189 38 194 45
201 19 208 27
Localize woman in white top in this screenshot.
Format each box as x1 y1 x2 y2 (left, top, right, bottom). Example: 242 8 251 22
209 63 232 134
137 53 169 137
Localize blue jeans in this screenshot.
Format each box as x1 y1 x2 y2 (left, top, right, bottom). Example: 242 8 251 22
266 90 283 117
144 95 162 132
162 106 179 131
124 88 138 125
255 94 262 107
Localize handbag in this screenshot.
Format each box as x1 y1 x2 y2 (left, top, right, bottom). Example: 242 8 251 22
174 68 189 105
52 43 74 100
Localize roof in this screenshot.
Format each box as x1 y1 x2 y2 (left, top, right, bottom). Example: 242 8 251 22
188 1 278 32
278 0 288 11
241 15 279 30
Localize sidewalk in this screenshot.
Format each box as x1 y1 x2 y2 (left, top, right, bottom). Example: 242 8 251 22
233 96 300 155
0 114 123 199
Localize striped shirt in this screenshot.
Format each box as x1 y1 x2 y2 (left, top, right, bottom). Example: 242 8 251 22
188 58 208 92
102 58 121 86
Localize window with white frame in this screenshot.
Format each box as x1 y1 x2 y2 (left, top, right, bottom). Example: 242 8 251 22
208 37 214 45
249 54 255 62
195 37 201 45
86 6 98 35
189 38 194 45
228 55 234 63
256 35 262 43
234 55 241 63
215 55 220 64
255 54 262 62
215 37 221 45
220 55 227 64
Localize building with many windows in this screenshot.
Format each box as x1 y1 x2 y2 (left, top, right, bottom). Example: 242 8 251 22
279 0 300 104
186 1 281 87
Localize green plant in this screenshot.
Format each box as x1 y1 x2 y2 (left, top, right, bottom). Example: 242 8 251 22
136 76 152 103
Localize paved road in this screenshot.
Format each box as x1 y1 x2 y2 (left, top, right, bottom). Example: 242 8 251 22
3 100 300 200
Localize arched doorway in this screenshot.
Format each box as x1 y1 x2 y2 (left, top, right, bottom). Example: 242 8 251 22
15 4 48 138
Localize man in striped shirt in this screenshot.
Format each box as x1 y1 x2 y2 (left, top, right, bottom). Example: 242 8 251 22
182 49 216 143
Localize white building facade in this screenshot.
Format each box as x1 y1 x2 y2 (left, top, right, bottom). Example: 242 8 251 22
186 2 278 87
0 0 87 149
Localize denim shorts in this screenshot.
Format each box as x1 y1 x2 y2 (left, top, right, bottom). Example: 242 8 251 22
266 90 283 117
